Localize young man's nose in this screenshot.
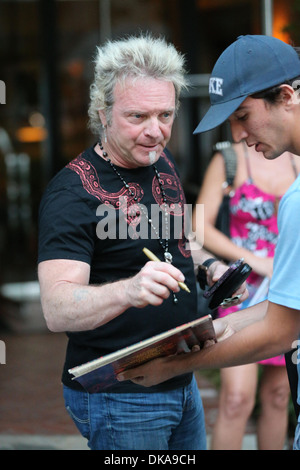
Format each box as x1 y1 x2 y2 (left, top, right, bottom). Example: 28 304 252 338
230 121 248 142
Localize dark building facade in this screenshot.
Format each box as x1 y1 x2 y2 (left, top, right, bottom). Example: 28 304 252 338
0 0 296 282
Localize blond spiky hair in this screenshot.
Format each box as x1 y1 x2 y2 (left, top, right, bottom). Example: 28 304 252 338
88 33 187 136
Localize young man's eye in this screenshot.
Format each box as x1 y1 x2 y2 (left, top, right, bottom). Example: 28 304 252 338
237 114 247 121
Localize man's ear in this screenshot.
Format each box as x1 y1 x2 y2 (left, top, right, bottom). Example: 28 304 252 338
98 109 107 127
279 84 298 107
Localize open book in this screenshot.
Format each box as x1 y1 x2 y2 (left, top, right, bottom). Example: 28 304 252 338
69 314 216 393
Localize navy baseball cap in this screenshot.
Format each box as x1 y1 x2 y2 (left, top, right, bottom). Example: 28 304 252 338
194 35 300 134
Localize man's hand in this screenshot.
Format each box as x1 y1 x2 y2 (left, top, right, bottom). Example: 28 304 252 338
208 261 249 307
125 261 185 308
117 355 176 388
213 317 236 342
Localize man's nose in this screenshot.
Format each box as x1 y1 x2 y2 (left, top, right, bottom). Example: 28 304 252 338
144 118 162 138
230 121 248 142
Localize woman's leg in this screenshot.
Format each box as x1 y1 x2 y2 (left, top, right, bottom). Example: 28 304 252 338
211 363 258 450
257 365 290 450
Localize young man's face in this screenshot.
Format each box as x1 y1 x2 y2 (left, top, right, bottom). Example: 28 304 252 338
229 96 291 159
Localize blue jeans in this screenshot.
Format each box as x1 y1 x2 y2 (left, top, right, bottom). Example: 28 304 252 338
63 376 207 450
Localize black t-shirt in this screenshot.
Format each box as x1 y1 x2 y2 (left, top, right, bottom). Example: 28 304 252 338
38 145 198 392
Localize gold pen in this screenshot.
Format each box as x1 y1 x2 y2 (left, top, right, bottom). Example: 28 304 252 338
142 247 191 293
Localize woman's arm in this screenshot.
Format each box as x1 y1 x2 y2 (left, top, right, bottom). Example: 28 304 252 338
193 152 273 278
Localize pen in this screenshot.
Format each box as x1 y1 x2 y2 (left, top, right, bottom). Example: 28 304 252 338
142 247 191 293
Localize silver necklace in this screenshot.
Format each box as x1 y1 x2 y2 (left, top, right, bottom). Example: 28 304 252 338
98 140 178 303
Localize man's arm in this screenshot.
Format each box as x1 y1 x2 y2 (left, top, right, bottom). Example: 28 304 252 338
118 301 300 387
38 258 186 332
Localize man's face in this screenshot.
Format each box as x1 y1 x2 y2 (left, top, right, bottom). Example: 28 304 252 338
101 77 176 169
229 96 290 159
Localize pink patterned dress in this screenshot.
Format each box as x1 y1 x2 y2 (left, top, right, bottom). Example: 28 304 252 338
218 157 295 366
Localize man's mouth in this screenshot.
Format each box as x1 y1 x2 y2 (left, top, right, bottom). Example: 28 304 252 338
255 143 264 153
141 143 161 150
246 141 263 153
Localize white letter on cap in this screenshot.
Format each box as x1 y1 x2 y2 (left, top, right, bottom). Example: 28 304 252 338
209 77 223 96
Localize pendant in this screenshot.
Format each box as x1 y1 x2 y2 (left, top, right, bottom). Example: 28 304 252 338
163 251 177 303
164 251 173 263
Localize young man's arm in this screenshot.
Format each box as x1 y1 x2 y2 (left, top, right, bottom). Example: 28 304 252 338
118 301 300 387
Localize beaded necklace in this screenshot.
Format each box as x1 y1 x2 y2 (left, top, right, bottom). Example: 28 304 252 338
98 139 178 303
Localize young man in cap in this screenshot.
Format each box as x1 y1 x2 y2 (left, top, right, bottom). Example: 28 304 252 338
118 35 300 449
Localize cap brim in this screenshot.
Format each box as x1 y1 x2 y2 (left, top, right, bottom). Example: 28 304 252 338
193 95 247 134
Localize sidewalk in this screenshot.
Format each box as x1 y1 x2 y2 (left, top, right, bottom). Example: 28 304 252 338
0 330 258 450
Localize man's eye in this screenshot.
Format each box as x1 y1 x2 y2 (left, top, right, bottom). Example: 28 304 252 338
237 114 247 121
161 112 173 121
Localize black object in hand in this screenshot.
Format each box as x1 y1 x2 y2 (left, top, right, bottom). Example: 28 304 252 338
203 259 252 310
